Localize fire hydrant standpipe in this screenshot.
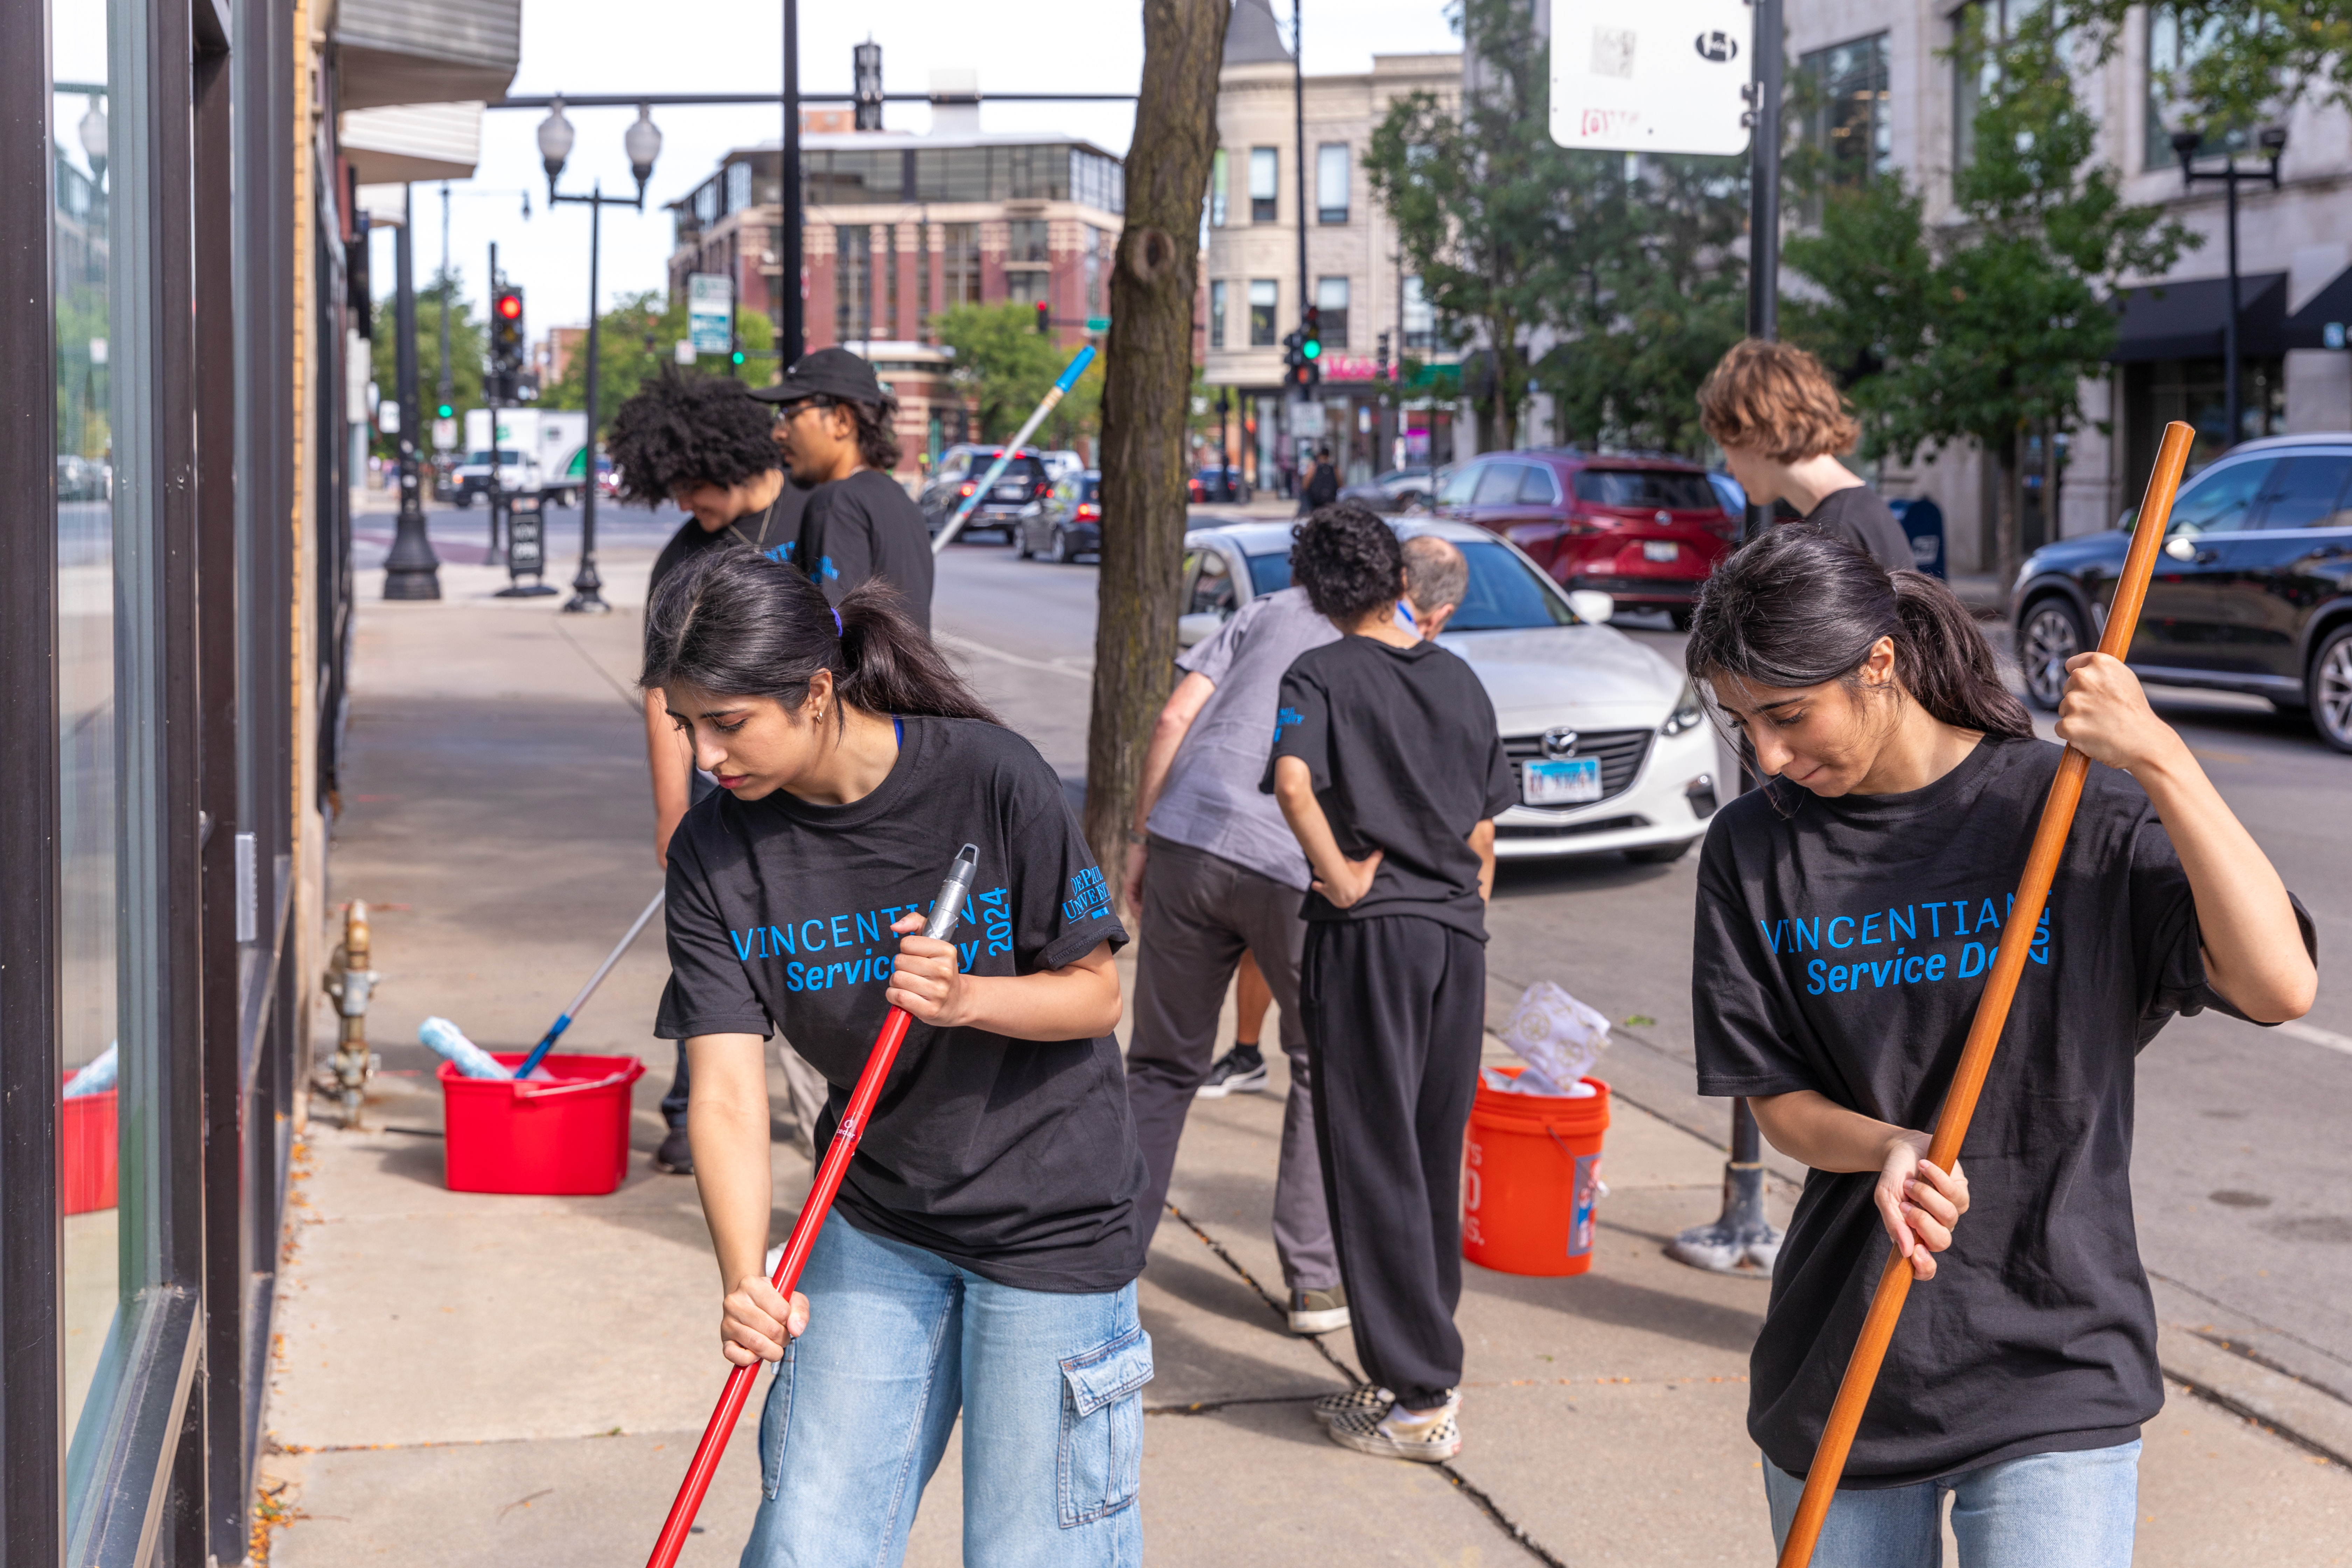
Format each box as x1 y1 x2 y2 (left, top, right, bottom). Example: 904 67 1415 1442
324 901 382 1128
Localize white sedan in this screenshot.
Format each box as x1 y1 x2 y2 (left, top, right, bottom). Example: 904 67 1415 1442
1176 519 1719 863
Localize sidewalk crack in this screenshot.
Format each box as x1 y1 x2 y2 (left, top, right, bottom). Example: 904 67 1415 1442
1159 1203 1568 1567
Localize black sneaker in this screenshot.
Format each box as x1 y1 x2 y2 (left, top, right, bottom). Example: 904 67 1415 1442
1195 1044 1268 1098
653 1126 694 1175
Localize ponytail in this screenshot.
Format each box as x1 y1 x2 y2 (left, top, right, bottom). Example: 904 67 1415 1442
1685 523 2029 740
640 549 997 726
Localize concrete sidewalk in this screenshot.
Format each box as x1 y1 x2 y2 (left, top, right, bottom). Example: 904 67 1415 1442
256 550 2348 1565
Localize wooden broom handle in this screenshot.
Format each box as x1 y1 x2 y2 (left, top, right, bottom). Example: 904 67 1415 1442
1775 420 2194 1567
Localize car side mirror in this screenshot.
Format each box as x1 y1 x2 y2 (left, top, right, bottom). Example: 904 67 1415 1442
1176 611 1224 648
1567 589 1615 625
2164 535 2198 562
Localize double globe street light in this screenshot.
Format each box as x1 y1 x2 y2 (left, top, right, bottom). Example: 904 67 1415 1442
536 98 663 614
2169 120 2288 454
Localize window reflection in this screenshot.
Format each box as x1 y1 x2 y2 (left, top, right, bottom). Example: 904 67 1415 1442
52 0 120 1447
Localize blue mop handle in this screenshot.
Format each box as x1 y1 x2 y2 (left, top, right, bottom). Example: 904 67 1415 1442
514 889 667 1079
931 344 1097 554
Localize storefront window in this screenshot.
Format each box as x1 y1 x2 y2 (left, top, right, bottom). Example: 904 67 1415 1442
51 0 119 1450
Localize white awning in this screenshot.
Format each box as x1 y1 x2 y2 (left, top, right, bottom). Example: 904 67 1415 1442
340 102 485 184
334 0 520 113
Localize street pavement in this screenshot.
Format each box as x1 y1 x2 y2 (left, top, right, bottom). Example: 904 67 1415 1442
258 498 2352 1564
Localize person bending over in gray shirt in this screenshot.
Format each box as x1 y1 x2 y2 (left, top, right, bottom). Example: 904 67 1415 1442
1123 525 1466 1337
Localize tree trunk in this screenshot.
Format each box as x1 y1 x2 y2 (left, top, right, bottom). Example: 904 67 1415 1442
1994 428 2022 593
1085 0 1229 911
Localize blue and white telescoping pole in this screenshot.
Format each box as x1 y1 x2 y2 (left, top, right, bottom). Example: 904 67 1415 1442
931 344 1098 554
512 888 668 1078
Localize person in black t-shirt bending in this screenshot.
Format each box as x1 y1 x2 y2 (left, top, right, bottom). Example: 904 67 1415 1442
1261 503 1514 1466
604 369 820 1175
753 346 935 635
1684 527 2315 1565
1697 339 1914 572
644 550 1149 1565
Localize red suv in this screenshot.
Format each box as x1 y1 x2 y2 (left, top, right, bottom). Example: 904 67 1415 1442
1430 450 1738 628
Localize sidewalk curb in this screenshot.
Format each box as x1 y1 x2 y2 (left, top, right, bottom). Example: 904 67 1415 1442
2159 1326 2352 1468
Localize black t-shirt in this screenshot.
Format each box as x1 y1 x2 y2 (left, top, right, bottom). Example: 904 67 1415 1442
1693 734 2317 1487
796 469 936 634
1260 636 1514 937
655 716 1144 1293
1795 486 1913 572
646 479 811 598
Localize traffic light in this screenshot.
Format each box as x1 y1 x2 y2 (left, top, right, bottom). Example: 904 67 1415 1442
1281 325 1318 392
436 401 454 420
731 331 746 367
491 287 525 375
1300 305 1322 364
1034 300 1051 335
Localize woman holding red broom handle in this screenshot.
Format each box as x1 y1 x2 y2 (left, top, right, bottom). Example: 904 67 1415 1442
642 549 1151 1566
1685 525 2316 1566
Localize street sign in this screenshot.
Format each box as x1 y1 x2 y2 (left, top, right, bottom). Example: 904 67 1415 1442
1084 316 1110 332
1550 0 1753 157
433 418 459 451
674 338 696 365
377 401 401 434
687 273 733 356
1289 401 1328 438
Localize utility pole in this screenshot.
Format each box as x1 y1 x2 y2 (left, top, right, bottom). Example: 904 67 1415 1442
436 182 454 503
1287 0 1307 497
384 185 443 598
1666 0 1784 1282
779 0 805 364
483 241 505 567
567 185 611 613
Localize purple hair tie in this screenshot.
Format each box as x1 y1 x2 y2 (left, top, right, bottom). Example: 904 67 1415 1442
831 607 844 638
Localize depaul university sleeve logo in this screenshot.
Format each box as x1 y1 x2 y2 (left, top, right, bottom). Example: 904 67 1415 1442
1272 705 1304 744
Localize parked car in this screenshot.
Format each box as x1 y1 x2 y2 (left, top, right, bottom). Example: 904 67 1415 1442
1429 450 1737 629
1337 465 1436 514
1176 518 1718 863
2009 432 2352 751
1041 449 1087 482
918 444 1055 541
1020 470 1104 562
1189 464 1251 504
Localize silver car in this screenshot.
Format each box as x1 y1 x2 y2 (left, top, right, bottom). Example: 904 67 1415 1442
1177 518 1719 863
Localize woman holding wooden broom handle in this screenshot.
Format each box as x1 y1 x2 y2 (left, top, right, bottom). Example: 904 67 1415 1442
1684 451 2316 1561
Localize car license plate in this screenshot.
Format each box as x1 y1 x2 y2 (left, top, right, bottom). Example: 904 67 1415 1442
1522 757 1601 806
1643 540 1680 563
993 484 1027 500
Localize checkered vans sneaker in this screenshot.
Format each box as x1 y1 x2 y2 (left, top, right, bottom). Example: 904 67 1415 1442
1325 1394 1461 1463
1311 1384 1393 1426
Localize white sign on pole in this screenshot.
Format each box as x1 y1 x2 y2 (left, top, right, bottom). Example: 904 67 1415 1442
674 337 697 365
1550 0 1753 157
687 273 733 356
432 417 460 450
1289 401 1328 438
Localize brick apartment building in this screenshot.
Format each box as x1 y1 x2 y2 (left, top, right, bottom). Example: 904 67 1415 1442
667 90 1126 478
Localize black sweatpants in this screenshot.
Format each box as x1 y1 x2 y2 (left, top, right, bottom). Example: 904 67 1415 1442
1300 914 1486 1409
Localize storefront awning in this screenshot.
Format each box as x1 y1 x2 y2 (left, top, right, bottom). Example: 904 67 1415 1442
335 0 521 114
2284 267 2352 351
2107 271 2288 362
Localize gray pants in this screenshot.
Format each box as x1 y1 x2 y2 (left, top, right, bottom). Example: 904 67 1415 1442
1124 837 1337 1292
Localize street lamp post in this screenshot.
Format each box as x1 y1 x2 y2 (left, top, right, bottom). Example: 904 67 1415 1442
780 0 805 363
2172 125 2286 452
384 184 444 600
538 99 663 615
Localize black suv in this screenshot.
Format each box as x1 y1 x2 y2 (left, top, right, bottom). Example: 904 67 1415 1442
2009 433 2352 751
918 445 1054 542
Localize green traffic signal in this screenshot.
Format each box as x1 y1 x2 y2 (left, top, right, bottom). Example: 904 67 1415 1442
1302 340 1321 360
732 351 746 365
437 403 454 419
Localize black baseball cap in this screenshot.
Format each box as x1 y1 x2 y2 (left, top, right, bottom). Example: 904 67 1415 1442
752 346 885 407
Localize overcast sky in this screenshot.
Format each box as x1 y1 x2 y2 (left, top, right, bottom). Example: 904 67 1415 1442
372 0 1463 348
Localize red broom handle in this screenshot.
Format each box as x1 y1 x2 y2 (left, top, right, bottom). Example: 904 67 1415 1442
1776 422 2193 1567
646 844 977 1568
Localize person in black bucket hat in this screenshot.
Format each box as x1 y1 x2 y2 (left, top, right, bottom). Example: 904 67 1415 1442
752 347 934 634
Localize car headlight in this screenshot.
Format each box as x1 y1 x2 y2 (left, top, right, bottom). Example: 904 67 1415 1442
1660 680 1706 737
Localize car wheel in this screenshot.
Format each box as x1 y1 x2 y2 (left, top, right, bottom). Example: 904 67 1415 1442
1050 527 1074 564
456 492 473 509
2310 623 2352 754
1624 839 1696 865
2017 597 2089 712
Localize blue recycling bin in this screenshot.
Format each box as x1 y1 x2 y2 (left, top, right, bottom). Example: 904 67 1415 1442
1888 497 1946 579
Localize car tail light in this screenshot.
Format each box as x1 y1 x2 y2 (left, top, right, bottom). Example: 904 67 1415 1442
1077 503 1101 520
959 482 976 497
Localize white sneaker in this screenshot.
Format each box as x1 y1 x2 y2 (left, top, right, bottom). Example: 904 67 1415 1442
1326 1393 1461 1463
1288 1286 1350 1335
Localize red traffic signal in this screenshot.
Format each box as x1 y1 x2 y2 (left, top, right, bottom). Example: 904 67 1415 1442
1034 301 1051 335
495 290 523 321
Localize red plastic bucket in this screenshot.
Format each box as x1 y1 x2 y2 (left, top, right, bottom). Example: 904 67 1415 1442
60 1081 118 1216
439 1051 648 1196
1462 1069 1610 1276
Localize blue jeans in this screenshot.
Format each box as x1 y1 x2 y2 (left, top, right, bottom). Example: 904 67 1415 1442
1763 1440 2140 1568
741 1216 1152 1568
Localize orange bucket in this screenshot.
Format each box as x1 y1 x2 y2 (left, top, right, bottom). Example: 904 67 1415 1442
1463 1069 1610 1276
